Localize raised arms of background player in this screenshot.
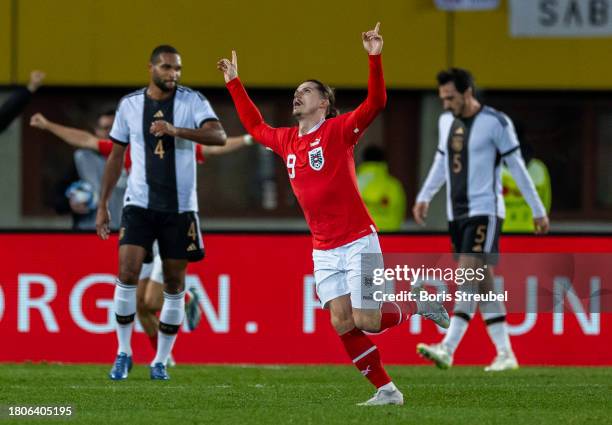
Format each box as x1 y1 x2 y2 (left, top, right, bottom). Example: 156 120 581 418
30 112 252 155
0 71 45 132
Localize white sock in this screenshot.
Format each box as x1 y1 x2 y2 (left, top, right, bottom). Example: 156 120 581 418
442 315 470 354
379 381 398 392
152 291 185 366
485 320 512 354
481 300 511 354
114 280 137 356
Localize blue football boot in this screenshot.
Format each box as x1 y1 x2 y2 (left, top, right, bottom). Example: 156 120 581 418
109 352 133 380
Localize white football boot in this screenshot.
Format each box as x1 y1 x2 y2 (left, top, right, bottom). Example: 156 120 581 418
484 350 519 372
413 289 451 329
357 387 404 406
416 343 453 370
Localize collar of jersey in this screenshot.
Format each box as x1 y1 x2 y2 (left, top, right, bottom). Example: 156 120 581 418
298 117 325 137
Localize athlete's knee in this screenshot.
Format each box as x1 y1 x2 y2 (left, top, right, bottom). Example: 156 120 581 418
353 311 381 333
118 264 141 285
330 310 355 334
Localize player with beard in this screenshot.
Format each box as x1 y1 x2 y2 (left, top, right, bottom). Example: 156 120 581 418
98 45 227 381
413 68 549 371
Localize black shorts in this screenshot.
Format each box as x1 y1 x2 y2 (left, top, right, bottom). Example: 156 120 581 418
449 215 502 265
119 205 205 262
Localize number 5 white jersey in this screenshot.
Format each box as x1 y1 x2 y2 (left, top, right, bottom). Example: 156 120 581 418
417 106 546 221
109 86 218 213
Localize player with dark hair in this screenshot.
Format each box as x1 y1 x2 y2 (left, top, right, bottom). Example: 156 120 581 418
31 109 251 362
218 23 449 406
97 44 227 381
413 67 549 372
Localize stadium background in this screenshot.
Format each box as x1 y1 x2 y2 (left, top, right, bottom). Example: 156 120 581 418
0 0 610 366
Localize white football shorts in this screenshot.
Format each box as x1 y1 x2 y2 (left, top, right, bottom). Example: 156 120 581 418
312 231 385 309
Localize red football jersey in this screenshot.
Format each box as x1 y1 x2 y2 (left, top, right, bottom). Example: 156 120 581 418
227 55 386 250
97 139 206 172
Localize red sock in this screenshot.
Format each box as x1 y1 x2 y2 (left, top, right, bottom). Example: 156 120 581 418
340 327 391 388
379 301 417 331
148 334 158 350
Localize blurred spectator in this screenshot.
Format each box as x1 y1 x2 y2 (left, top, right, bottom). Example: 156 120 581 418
502 134 552 233
357 145 407 231
0 71 45 133
31 110 126 229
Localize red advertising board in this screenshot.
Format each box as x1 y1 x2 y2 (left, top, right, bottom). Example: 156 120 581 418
0 233 610 365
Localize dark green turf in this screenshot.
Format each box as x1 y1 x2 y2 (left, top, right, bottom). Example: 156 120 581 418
0 364 610 424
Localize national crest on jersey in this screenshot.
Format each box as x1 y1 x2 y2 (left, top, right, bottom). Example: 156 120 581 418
451 125 465 152
109 86 218 213
308 146 325 171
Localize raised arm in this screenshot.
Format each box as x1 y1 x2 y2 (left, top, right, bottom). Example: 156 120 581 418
341 23 386 144
30 113 99 150
202 134 253 156
217 51 282 153
0 71 45 132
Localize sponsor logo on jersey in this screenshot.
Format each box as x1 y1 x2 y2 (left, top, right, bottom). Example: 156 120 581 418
308 146 325 171
187 243 198 252
310 138 320 147
154 110 164 119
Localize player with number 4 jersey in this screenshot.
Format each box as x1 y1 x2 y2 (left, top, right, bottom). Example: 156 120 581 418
97 45 227 382
218 23 449 406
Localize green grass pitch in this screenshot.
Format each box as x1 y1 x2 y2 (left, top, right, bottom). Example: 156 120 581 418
0 364 610 424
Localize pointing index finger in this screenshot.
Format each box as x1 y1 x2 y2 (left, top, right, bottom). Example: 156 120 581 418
374 22 380 33
231 50 237 66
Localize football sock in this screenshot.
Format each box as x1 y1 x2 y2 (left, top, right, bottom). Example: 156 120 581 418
152 291 185 366
378 301 416 331
442 313 472 354
113 279 137 356
481 299 511 354
340 327 392 389
483 313 511 354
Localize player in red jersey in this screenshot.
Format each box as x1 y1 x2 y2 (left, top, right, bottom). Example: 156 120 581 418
218 23 449 406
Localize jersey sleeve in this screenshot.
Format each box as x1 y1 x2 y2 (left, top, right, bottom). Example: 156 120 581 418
191 91 219 128
226 78 284 155
109 100 130 145
97 139 113 157
339 55 387 146
416 115 448 203
195 144 206 164
494 113 520 156
503 150 547 218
